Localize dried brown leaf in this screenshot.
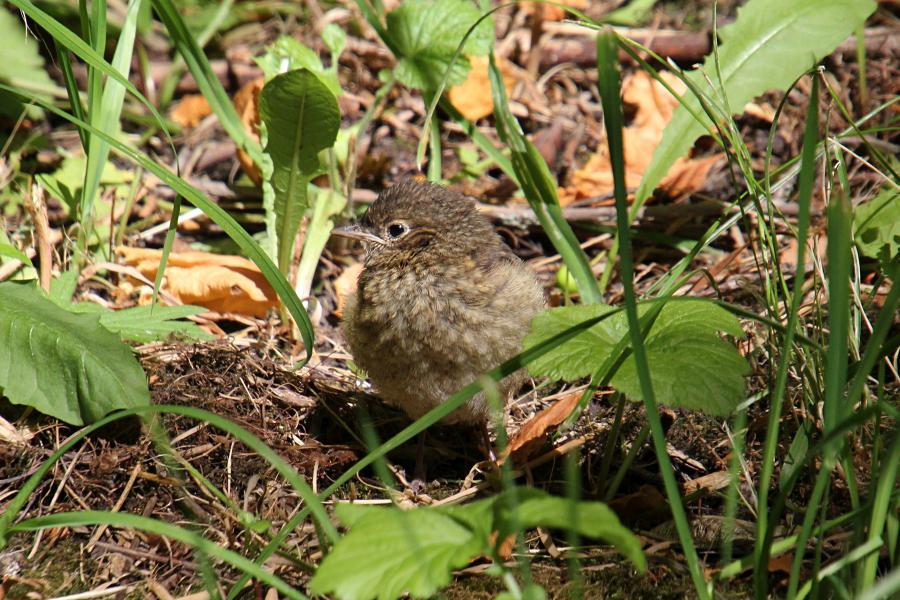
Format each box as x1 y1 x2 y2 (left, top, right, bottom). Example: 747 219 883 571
503 391 581 464
768 553 793 574
233 77 265 186
333 262 363 319
608 485 667 522
117 247 279 317
448 56 517 122
563 71 721 204
169 94 212 129
521 0 588 21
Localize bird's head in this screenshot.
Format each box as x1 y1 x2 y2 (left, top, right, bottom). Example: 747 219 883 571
334 180 497 269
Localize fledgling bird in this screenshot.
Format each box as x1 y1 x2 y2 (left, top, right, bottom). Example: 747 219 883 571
337 180 546 428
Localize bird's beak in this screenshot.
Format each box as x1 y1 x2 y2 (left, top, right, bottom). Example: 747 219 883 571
332 224 385 245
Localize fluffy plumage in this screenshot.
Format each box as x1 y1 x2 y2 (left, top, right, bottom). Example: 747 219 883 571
341 180 546 424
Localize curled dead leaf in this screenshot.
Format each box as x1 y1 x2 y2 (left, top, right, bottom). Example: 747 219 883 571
333 262 363 319
502 391 581 465
608 485 667 523
521 0 588 21
768 553 794 575
562 71 723 205
448 56 517 122
488 530 516 561
169 94 212 129
117 246 279 317
233 77 265 185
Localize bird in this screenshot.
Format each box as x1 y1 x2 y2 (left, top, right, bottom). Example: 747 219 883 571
336 180 546 433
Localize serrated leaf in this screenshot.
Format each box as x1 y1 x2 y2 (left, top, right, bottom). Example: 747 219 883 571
853 187 900 262
493 488 647 571
258 68 340 271
524 300 748 415
68 303 214 344
310 504 483 600
0 282 150 425
312 489 645 600
386 0 493 91
636 0 876 204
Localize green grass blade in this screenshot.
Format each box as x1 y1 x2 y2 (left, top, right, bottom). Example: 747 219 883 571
53 40 87 148
859 433 900 590
488 53 602 304
824 182 853 431
79 0 141 261
158 0 235 108
151 0 263 165
595 30 710 600
9 0 174 153
10 511 306 600
846 258 900 407
753 72 820 598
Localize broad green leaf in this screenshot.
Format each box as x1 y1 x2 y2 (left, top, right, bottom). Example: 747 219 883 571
524 300 748 415
495 489 646 572
636 0 877 204
386 0 493 91
853 187 900 262
312 489 645 600
258 69 340 271
0 9 57 118
255 36 341 96
309 503 482 600
48 270 79 304
0 242 31 265
0 282 150 425
68 303 214 344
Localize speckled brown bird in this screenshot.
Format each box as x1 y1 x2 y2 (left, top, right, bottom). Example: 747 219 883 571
337 180 546 426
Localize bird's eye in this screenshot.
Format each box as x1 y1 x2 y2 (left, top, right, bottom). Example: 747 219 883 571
386 223 408 238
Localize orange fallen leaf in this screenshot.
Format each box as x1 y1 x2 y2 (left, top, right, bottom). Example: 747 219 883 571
607 484 667 522
233 77 265 186
117 246 279 317
561 71 723 205
169 94 212 128
333 262 363 319
448 56 517 122
522 0 588 21
502 391 581 464
768 553 794 575
489 530 517 561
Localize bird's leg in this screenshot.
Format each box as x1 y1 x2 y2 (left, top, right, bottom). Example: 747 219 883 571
410 430 427 494
479 422 496 462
